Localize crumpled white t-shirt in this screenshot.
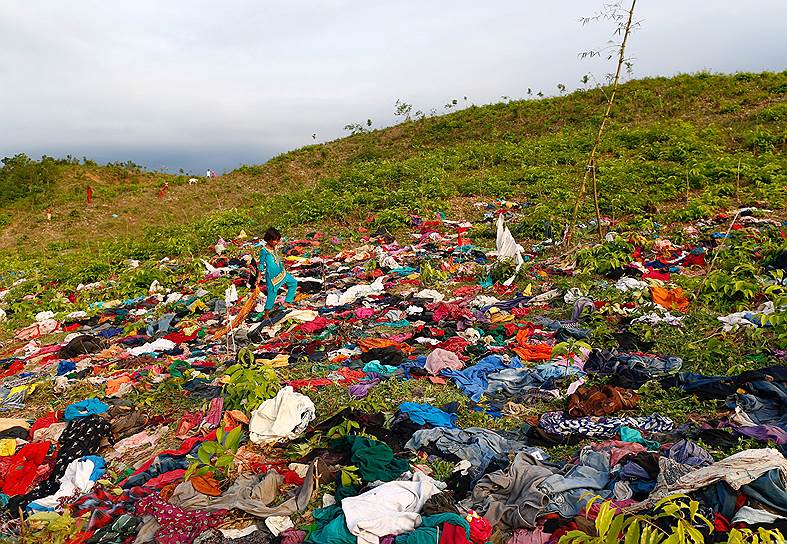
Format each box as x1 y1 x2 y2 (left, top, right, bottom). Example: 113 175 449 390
249 386 315 444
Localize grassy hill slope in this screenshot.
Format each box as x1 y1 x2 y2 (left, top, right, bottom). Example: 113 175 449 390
0 71 785 312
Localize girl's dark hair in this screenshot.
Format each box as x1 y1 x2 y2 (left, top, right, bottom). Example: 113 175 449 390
263 227 282 243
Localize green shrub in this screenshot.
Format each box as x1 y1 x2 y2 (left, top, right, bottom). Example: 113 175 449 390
0 154 58 206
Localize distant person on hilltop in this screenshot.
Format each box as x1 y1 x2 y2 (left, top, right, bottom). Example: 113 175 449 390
258 227 298 319
86 185 93 205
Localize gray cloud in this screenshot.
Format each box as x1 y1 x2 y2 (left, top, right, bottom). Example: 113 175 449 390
1 0 785 173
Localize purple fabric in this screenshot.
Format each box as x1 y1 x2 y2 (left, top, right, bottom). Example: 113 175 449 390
620 461 651 480
731 424 787 445
666 439 713 466
348 378 380 399
279 529 306 544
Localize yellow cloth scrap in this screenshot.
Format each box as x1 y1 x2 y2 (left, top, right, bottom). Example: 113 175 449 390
0 439 17 456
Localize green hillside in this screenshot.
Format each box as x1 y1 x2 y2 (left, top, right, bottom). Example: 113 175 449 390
1 70 785 333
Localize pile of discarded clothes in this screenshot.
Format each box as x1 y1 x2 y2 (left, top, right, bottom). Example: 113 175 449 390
0 203 785 543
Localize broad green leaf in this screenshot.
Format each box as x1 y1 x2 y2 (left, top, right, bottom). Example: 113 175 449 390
686 525 704 544
202 442 220 455
215 455 234 467
226 426 244 451
624 521 641 544
198 447 212 465
606 514 625 544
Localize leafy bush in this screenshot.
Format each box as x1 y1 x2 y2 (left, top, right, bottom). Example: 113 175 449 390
559 494 784 544
0 154 59 206
223 363 279 412
185 425 245 480
745 129 782 154
576 237 635 275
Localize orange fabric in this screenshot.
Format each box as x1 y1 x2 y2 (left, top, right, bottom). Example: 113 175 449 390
105 375 132 396
515 329 530 346
159 483 177 501
191 474 223 496
223 410 250 427
651 286 689 313
212 287 260 339
512 343 553 362
358 338 403 352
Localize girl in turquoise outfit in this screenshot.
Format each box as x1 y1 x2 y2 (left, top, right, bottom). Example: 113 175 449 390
259 227 298 317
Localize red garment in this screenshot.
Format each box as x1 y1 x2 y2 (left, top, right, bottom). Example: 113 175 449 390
86 186 93 204
136 492 227 544
714 513 731 533
144 469 186 489
440 523 471 544
434 336 471 355
453 285 480 298
1 441 51 496
0 360 24 379
549 521 577 542
175 411 203 439
468 515 492 544
336 367 366 384
418 221 443 233
503 323 519 337
281 468 305 485
30 411 60 434
128 430 219 479
163 331 198 343
643 269 670 281
493 284 517 296
299 316 331 334
289 378 333 389
681 253 705 266
432 303 473 322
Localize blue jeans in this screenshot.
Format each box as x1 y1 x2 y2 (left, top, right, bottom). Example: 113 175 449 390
265 273 297 310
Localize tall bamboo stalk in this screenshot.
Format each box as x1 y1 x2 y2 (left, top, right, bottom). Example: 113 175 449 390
564 0 637 246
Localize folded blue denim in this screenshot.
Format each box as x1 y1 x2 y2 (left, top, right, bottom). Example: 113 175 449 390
740 468 787 514
406 427 543 480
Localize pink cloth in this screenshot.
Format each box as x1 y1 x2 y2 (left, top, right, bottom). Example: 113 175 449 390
202 397 223 430
425 348 464 375
355 308 376 318
590 440 647 467
279 529 307 544
508 527 550 544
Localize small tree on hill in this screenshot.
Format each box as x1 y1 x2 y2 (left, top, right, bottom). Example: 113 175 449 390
563 0 639 246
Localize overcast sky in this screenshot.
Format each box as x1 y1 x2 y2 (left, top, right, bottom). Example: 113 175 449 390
1 1 785 174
